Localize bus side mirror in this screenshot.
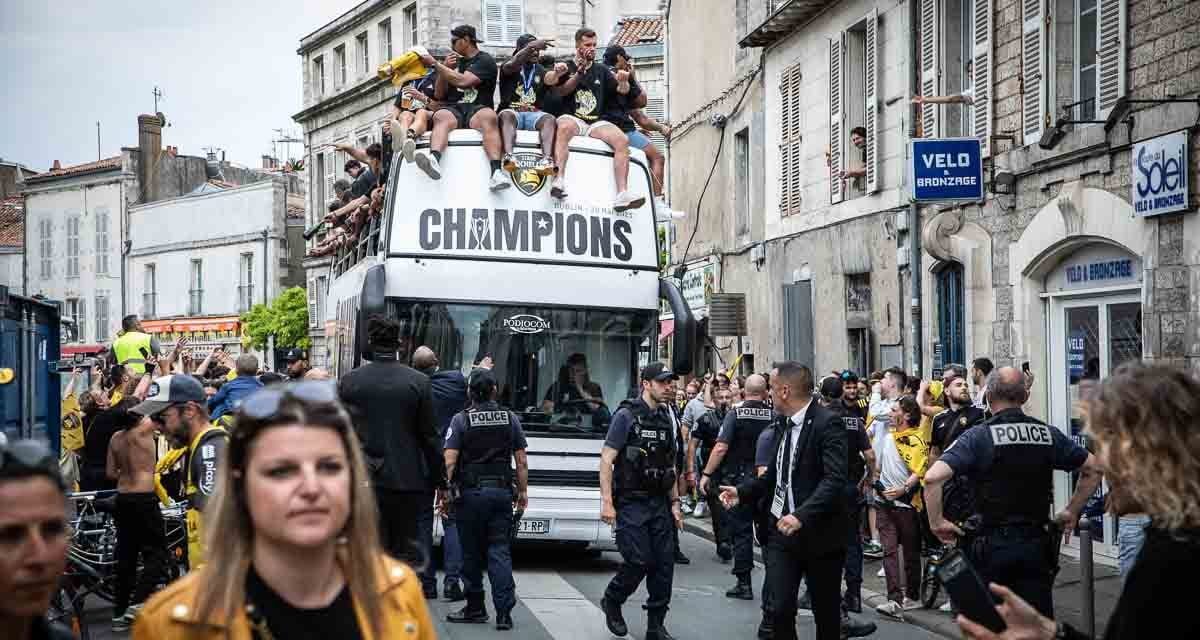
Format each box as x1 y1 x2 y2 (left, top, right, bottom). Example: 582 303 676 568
659 278 696 375
358 264 387 360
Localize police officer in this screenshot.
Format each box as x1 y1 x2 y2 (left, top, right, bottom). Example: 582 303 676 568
599 362 684 640
443 370 529 631
700 374 772 599
925 366 1103 617
689 385 732 563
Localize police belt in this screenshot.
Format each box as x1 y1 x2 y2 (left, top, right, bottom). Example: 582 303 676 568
979 520 1049 538
465 477 511 489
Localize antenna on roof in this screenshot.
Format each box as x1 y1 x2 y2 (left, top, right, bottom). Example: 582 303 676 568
153 86 164 113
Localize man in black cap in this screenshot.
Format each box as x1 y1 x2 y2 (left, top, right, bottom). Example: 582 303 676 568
283 348 309 380
598 362 683 640
417 25 509 192
498 33 557 176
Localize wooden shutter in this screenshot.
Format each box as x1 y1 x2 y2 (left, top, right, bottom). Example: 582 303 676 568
644 95 667 150
1021 0 1047 145
973 0 993 157
484 1 504 43
1096 0 1127 119
864 8 879 193
503 0 525 44
308 278 318 329
779 64 801 216
920 0 940 138
829 35 845 205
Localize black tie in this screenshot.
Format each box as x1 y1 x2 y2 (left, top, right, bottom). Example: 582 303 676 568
778 423 793 510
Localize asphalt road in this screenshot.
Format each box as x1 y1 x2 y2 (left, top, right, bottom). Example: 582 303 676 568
80 529 944 640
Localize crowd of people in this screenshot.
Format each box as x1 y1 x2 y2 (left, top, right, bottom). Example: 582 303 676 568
5 302 1200 640
306 24 672 259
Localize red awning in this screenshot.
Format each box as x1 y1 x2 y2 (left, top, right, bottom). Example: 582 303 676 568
140 319 175 334
659 319 675 342
61 343 107 356
141 316 240 334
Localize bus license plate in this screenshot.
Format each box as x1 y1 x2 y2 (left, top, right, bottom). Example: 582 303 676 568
518 519 550 535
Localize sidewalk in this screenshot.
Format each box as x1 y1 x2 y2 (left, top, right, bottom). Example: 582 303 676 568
681 512 1121 638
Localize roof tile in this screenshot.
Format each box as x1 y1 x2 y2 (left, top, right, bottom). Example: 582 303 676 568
28 156 121 181
0 196 24 248
610 15 665 47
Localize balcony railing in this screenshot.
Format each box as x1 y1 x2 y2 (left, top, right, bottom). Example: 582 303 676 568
332 213 384 278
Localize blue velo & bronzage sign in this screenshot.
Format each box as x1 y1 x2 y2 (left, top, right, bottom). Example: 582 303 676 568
910 138 984 202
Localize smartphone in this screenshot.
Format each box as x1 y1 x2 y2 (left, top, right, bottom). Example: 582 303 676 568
1022 361 1030 374
936 549 1006 633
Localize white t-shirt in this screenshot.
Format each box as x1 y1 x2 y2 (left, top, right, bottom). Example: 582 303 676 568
872 424 913 509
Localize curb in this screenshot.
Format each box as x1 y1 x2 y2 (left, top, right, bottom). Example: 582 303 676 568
681 518 960 639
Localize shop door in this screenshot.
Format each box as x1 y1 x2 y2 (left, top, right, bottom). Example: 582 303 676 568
1048 292 1142 559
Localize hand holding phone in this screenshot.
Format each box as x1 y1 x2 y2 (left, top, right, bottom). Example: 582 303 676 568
937 549 1006 633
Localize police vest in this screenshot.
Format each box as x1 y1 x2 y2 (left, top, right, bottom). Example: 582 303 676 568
459 407 514 489
613 400 676 495
722 401 773 476
694 408 725 462
975 412 1056 526
113 331 153 375
836 400 868 483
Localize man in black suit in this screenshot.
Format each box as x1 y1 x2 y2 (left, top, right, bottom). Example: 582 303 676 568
338 315 444 600
720 362 848 640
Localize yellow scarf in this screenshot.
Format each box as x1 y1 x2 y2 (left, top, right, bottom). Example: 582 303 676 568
891 423 932 511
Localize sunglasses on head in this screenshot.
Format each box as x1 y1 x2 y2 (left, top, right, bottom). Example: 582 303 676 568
236 381 340 425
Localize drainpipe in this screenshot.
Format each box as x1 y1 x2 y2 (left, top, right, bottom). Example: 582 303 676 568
908 0 923 376
262 228 270 307
21 193 28 296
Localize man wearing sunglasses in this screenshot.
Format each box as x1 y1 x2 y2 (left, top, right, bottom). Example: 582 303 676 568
0 439 74 640
131 375 228 569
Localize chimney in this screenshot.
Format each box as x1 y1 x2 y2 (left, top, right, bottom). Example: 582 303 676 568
52 160 61 170
262 155 277 169
137 114 163 203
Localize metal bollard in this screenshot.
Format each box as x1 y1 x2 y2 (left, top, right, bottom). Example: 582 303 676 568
1078 517 1096 639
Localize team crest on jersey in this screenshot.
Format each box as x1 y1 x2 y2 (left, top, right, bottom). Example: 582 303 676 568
461 87 478 104
575 89 597 117
508 152 549 196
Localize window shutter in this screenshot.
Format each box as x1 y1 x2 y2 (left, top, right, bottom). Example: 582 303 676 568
643 95 668 151
308 279 318 329
920 0 940 138
1021 0 1047 145
784 65 802 215
503 0 525 44
1096 0 1126 119
779 66 793 216
829 35 845 205
484 1 504 43
864 8 879 194
973 0 994 157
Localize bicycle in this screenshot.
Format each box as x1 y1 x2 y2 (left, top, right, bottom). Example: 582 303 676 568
920 515 980 610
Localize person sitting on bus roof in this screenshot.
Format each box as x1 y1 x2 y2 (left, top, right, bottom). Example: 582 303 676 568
542 353 605 414
416 25 510 192
498 33 557 177
601 45 672 205
543 28 643 212
387 67 438 166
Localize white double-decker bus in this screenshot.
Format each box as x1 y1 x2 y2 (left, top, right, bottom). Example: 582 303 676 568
322 130 695 550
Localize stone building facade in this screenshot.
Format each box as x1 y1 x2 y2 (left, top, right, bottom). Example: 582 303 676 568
293 0 660 366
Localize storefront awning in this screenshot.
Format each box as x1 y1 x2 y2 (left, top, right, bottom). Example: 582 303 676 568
659 319 675 342
141 316 241 334
61 343 107 356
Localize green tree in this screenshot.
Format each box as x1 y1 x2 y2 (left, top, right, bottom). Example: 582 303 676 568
240 286 311 351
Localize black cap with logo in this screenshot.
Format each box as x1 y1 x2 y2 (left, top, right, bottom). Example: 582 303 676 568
640 362 679 382
284 348 308 363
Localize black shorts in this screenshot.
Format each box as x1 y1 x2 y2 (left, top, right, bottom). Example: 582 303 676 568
438 103 491 129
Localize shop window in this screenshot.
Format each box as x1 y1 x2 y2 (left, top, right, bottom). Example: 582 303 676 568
936 262 966 366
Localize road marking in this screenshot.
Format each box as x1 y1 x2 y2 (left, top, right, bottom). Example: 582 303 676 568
514 570 613 640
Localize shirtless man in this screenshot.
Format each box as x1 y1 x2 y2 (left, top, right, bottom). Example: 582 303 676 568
106 415 169 630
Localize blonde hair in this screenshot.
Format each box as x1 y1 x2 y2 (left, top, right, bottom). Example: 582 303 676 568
193 398 385 637
1084 362 1200 531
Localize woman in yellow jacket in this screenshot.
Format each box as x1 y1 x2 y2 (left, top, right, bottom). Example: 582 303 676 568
133 381 436 640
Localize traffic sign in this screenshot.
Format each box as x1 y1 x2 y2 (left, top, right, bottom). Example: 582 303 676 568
910 138 984 202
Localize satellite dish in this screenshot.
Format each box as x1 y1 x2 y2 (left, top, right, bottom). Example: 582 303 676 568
156 111 169 127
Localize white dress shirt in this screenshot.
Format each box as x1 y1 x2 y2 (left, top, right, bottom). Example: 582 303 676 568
781 398 813 513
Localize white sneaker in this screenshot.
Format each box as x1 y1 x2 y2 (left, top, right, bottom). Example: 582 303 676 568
692 501 706 517
489 169 511 192
877 566 886 577
875 600 903 618
613 190 646 212
414 151 441 180
402 136 417 163
939 601 953 612
902 599 922 611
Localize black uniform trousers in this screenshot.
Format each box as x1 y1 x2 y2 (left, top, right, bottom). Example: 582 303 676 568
457 487 517 613
376 488 431 567
968 526 1055 617
843 487 866 599
766 530 845 640
113 492 169 616
604 494 676 613
724 469 756 577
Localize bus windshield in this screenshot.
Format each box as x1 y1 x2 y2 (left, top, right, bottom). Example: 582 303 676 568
389 301 656 436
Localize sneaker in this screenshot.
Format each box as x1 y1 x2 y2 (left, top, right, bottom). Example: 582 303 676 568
536 156 557 176
796 591 812 610
877 566 886 578
496 611 514 631
489 169 511 192
938 601 953 613
692 501 706 517
874 600 903 619
502 153 519 174
613 190 646 212
863 540 884 558
444 580 465 602
402 135 417 164
841 612 877 638
414 152 442 180
674 548 691 565
111 604 141 632
550 179 568 199
446 605 489 624
902 598 922 612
